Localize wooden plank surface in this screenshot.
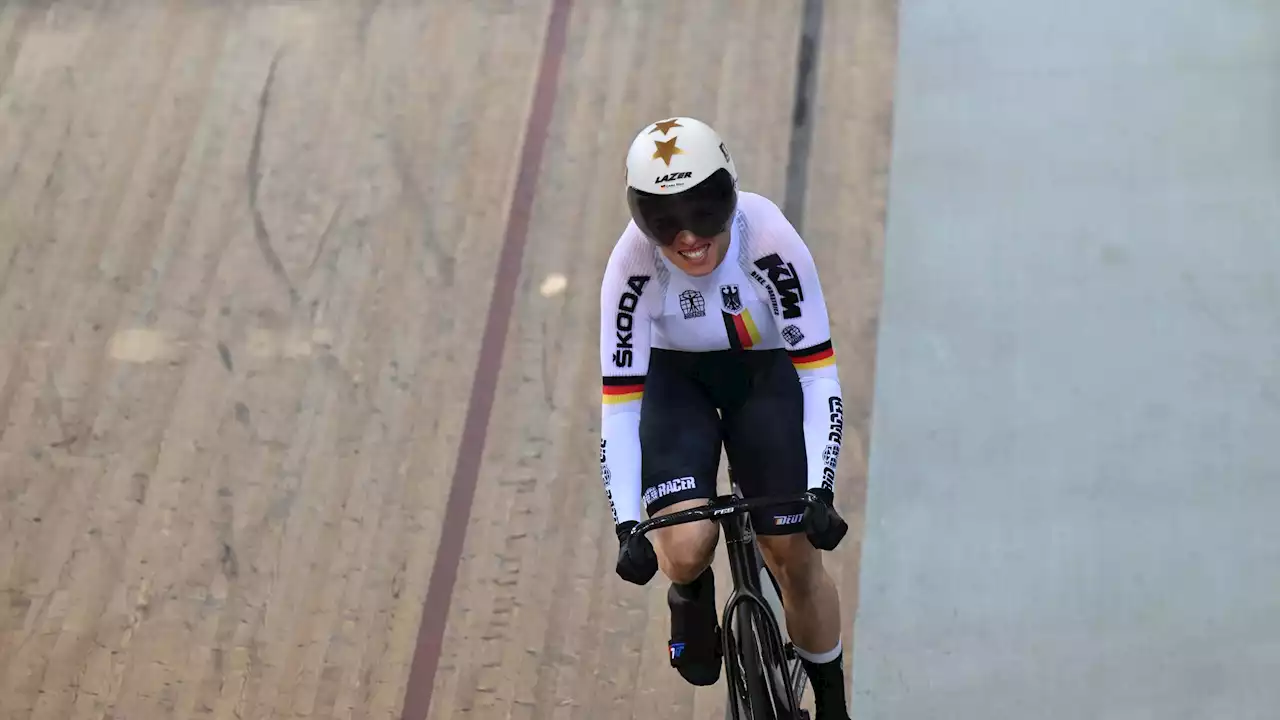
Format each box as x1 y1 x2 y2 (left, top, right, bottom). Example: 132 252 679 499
805 0 900 702
0 2 546 718
427 1 900 718
0 1 899 718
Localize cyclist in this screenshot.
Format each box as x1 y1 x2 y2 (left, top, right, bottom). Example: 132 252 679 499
598 116 852 720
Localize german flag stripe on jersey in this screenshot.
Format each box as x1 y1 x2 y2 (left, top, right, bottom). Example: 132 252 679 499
788 340 836 370
722 309 763 350
602 375 645 404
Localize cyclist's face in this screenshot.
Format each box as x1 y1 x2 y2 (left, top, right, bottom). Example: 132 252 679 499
660 229 730 276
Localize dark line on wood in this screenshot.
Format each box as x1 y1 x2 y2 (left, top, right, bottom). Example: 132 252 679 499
247 50 298 306
399 1 573 718
0 3 44 98
217 341 233 372
356 0 384 49
306 200 343 275
783 0 825 234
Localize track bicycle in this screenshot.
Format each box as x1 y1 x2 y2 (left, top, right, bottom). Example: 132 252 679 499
624 488 829 720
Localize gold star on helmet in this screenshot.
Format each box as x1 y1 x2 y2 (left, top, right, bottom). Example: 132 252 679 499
652 136 683 166
650 118 682 135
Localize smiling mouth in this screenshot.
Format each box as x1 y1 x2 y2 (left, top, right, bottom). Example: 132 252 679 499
677 243 710 261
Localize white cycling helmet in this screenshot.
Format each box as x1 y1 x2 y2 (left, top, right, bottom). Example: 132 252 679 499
624 116 739 246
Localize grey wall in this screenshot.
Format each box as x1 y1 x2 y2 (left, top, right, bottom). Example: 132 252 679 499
851 1 1280 718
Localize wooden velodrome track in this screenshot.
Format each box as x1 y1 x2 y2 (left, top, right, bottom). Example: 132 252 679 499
0 2 897 718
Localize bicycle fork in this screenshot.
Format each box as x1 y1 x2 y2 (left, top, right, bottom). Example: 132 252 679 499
720 510 804 719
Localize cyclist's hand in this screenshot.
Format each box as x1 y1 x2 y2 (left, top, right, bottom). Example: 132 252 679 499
614 520 659 585
803 489 848 551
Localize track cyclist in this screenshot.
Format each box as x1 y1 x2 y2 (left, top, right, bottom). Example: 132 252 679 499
597 116 852 720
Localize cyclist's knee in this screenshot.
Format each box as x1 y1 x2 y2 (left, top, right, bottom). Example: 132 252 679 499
657 525 717 583
663 548 714 584
757 533 824 594
652 499 718 584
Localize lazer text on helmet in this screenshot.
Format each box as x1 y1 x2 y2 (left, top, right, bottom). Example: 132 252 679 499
655 171 693 184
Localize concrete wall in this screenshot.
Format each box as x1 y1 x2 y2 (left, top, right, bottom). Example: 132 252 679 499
851 2 1280 718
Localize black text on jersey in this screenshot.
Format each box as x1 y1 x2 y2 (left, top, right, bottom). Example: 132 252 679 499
613 275 650 368
822 396 844 491
753 253 805 319
599 438 617 523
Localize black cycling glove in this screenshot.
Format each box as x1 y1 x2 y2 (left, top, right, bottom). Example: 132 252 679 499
614 520 659 585
803 488 849 551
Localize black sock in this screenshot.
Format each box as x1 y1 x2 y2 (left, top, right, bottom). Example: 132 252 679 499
667 566 721 686
800 653 849 719
671 565 713 602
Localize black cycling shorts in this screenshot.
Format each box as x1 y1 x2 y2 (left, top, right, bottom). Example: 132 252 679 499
639 347 808 535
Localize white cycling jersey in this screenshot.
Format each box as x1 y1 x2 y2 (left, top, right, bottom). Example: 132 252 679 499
598 191 844 526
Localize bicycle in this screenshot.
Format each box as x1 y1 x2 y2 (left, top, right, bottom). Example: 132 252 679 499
624 488 829 720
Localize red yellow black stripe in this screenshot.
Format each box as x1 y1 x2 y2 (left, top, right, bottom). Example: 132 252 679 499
722 308 762 350
788 340 835 370
602 375 644 404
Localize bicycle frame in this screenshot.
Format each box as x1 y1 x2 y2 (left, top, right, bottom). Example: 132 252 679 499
626 491 822 720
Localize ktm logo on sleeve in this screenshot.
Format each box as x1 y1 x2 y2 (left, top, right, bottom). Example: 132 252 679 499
753 253 804 319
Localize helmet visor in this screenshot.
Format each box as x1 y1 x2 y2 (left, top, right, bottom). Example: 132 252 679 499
627 168 737 246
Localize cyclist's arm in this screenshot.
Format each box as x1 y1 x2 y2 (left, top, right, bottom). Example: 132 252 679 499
748 198 845 497
598 241 656 527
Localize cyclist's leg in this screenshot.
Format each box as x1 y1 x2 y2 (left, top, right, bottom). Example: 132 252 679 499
639 349 724 685
650 498 718 582
640 350 722 579
723 349 849 719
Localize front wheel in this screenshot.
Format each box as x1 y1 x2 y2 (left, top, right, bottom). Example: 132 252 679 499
726 599 777 720
726 594 809 720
